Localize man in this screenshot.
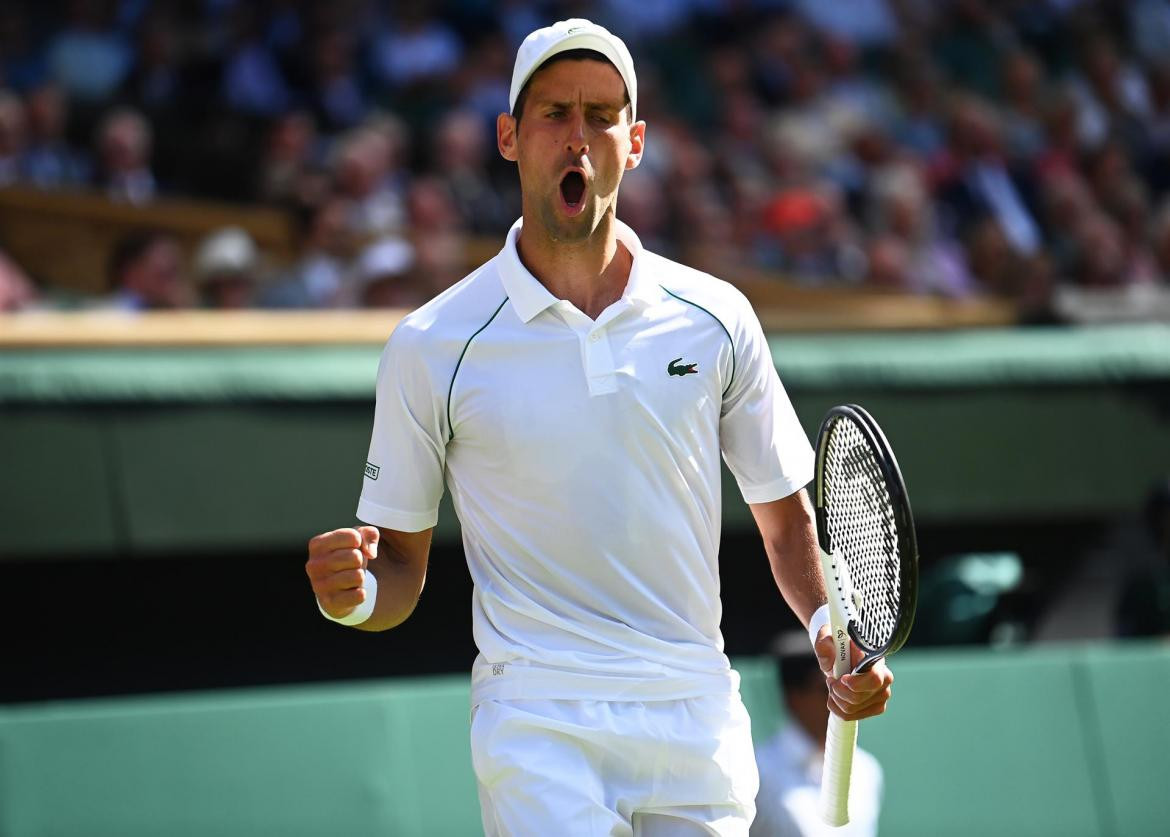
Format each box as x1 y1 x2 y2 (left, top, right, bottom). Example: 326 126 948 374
752 634 883 836
306 19 893 835
192 227 261 309
105 228 187 309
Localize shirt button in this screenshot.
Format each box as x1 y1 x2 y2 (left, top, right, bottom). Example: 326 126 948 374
589 332 601 342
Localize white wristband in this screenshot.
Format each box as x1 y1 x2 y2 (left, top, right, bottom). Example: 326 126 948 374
807 603 830 648
317 569 378 626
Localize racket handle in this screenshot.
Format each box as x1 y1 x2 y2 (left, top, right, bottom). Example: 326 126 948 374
821 714 858 826
819 543 857 826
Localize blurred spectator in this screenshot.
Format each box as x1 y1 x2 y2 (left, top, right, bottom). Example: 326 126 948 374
758 184 864 283
1067 35 1149 151
22 82 89 188
406 175 468 296
1151 200 1170 281
1071 211 1130 287
817 35 898 132
869 165 977 297
751 632 883 837
431 108 514 235
95 106 155 204
890 52 947 159
932 0 1013 100
260 197 354 308
617 170 675 259
220 4 292 117
998 49 1048 163
1140 61 1170 195
256 109 321 206
0 7 47 92
1038 170 1096 278
1034 89 1083 180
1115 478 1170 638
105 229 187 309
863 233 912 291
1130 0 1170 66
368 0 463 91
332 121 408 240
1109 179 1160 285
192 227 261 309
0 90 26 185
452 30 512 129
0 248 38 311
307 27 367 134
596 0 698 44
934 96 1043 257
347 237 424 308
792 0 898 47
6 0 1170 316
121 14 184 114
46 0 133 104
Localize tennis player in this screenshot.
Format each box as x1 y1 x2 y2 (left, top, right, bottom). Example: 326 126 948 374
306 19 893 835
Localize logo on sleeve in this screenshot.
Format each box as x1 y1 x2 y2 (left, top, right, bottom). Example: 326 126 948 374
364 461 380 480
667 357 699 377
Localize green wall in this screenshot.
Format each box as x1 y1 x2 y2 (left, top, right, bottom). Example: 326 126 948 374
2 643 1166 836
3 325 1169 559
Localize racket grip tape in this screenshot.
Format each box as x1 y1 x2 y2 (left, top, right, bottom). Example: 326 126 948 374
819 543 857 825
821 714 858 826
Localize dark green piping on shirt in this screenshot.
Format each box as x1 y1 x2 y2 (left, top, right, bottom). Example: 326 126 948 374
446 297 509 441
659 285 736 397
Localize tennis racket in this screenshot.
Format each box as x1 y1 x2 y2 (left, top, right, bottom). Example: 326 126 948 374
815 404 919 827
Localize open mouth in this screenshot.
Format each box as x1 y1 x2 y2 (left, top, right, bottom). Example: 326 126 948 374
559 171 586 210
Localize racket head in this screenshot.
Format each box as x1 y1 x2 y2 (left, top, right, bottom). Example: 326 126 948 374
814 404 919 671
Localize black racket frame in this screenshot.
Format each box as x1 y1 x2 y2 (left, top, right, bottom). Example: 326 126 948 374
814 404 919 672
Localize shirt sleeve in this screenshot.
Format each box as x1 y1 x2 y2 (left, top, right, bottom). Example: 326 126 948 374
355 324 448 532
719 295 814 504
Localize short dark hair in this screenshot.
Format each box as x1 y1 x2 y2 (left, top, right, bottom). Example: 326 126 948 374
772 631 823 696
107 229 174 290
512 48 632 125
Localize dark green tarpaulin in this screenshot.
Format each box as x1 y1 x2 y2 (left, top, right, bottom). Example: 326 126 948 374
2 325 1168 557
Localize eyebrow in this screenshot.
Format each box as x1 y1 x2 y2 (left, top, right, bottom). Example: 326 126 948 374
537 99 625 111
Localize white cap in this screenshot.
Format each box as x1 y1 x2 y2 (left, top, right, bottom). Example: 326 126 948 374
353 238 414 285
194 227 258 281
509 18 637 121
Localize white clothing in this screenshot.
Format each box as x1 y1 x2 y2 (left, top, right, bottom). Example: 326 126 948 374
473 694 758 836
358 217 814 706
751 725 883 837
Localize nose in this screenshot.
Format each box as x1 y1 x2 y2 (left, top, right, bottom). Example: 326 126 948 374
564 112 588 155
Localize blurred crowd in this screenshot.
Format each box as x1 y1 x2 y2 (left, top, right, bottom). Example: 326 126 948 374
3 0 1170 316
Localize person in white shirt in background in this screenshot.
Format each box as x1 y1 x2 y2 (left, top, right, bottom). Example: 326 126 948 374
753 632 884 837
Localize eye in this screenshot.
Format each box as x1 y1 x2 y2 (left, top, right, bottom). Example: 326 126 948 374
547 109 566 119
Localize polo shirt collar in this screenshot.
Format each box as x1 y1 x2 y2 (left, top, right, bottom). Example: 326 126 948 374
498 217 659 323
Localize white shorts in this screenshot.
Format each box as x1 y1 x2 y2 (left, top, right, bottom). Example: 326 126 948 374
471 694 759 836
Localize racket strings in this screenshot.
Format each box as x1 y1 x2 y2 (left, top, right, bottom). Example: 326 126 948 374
823 420 902 651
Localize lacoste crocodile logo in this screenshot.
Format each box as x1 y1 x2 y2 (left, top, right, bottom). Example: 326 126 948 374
667 357 698 376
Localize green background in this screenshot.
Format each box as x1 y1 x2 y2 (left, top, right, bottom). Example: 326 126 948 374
3 324 1169 558
2 643 1166 836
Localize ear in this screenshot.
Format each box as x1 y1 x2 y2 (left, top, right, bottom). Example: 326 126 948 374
497 112 518 162
625 120 646 171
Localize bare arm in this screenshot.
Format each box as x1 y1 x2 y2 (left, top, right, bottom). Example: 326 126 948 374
748 488 826 630
306 525 432 632
750 488 893 720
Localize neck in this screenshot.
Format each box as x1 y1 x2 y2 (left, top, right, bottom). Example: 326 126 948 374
516 210 631 320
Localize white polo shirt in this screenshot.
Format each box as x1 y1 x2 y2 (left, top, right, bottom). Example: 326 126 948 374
358 218 814 705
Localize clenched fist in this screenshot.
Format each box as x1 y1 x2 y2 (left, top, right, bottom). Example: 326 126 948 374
814 628 894 722
306 526 379 619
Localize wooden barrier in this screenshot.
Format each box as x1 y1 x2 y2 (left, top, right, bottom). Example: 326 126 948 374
0 291 1014 347
0 186 297 293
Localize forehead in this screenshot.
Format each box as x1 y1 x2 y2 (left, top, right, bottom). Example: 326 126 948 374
525 58 627 105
